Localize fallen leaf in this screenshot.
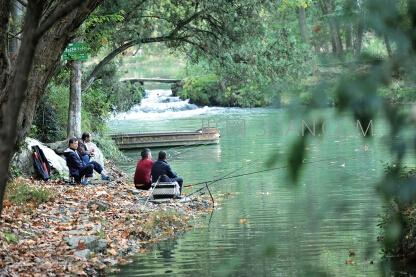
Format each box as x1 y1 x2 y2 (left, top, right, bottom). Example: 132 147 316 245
76 241 87 251
239 218 248 224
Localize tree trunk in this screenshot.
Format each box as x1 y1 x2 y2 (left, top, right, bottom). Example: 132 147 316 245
384 34 392 57
0 0 11 89
319 0 343 55
0 0 103 217
67 60 82 138
354 19 364 54
298 7 308 43
346 23 353 51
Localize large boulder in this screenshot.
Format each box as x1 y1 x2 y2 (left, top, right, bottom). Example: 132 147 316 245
12 138 69 178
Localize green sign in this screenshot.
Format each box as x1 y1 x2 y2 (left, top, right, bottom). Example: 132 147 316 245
63 42 89 61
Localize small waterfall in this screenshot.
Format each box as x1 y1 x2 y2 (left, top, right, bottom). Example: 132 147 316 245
133 89 198 113
113 89 264 121
114 89 214 120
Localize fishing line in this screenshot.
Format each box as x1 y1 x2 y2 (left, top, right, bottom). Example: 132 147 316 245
185 159 259 198
185 155 359 198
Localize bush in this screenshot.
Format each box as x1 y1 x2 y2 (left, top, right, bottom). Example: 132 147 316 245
31 62 146 142
379 164 416 262
32 81 69 142
181 74 269 107
181 74 223 106
94 135 129 162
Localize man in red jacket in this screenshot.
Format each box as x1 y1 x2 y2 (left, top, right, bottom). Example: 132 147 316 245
134 148 154 190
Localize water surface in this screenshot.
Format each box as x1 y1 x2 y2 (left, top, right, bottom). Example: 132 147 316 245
108 89 395 276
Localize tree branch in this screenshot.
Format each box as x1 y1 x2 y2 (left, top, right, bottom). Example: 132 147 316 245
82 9 206 92
123 0 149 22
15 0 26 7
35 0 84 39
82 35 182 92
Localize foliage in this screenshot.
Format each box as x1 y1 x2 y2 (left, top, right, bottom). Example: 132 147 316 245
274 0 416 264
30 61 144 142
181 75 223 106
378 164 416 261
32 94 63 143
8 164 22 179
181 4 314 107
2 232 19 244
93 135 129 162
92 62 145 113
6 181 54 206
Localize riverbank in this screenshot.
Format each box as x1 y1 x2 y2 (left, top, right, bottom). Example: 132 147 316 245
0 166 212 276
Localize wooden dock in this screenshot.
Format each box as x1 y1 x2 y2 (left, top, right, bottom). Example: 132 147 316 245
120 78 182 84
110 127 220 150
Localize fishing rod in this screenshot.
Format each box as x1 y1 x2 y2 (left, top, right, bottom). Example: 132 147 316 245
124 141 215 171
185 156 342 198
167 141 218 160
185 159 258 199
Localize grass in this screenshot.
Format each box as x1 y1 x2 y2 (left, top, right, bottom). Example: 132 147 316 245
2 232 19 244
6 179 55 206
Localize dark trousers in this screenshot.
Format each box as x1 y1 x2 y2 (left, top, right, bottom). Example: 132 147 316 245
74 161 103 183
81 154 90 165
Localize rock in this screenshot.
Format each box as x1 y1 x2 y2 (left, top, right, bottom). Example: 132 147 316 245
102 258 117 266
44 140 67 155
65 236 99 250
127 189 141 195
96 239 108 252
87 200 109 211
74 249 91 259
11 137 69 178
171 81 183 96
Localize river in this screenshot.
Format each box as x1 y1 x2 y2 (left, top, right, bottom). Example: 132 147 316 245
108 89 394 276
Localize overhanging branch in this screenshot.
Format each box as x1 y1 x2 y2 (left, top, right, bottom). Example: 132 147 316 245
35 0 84 39
82 9 206 92
82 35 181 92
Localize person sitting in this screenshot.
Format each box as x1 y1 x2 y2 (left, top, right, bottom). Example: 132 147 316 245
78 132 95 165
151 151 183 193
134 148 154 190
64 137 110 185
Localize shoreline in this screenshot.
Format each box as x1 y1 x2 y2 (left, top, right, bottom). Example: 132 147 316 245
0 171 212 276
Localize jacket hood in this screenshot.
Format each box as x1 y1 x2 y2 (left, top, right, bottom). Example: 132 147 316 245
63 148 75 156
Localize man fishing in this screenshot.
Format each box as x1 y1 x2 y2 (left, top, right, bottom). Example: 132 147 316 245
134 148 154 190
151 151 184 193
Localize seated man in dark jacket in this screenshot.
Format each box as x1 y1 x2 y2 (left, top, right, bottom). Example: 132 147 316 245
64 137 110 185
151 151 183 192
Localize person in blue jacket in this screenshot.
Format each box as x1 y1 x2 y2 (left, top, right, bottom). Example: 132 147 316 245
64 137 110 185
151 151 183 192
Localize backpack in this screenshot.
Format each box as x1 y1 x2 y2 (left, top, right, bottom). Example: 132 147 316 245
32 145 51 181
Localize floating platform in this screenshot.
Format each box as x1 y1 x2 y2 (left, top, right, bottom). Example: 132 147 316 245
110 127 220 150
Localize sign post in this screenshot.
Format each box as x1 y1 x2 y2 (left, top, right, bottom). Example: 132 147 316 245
62 42 89 61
